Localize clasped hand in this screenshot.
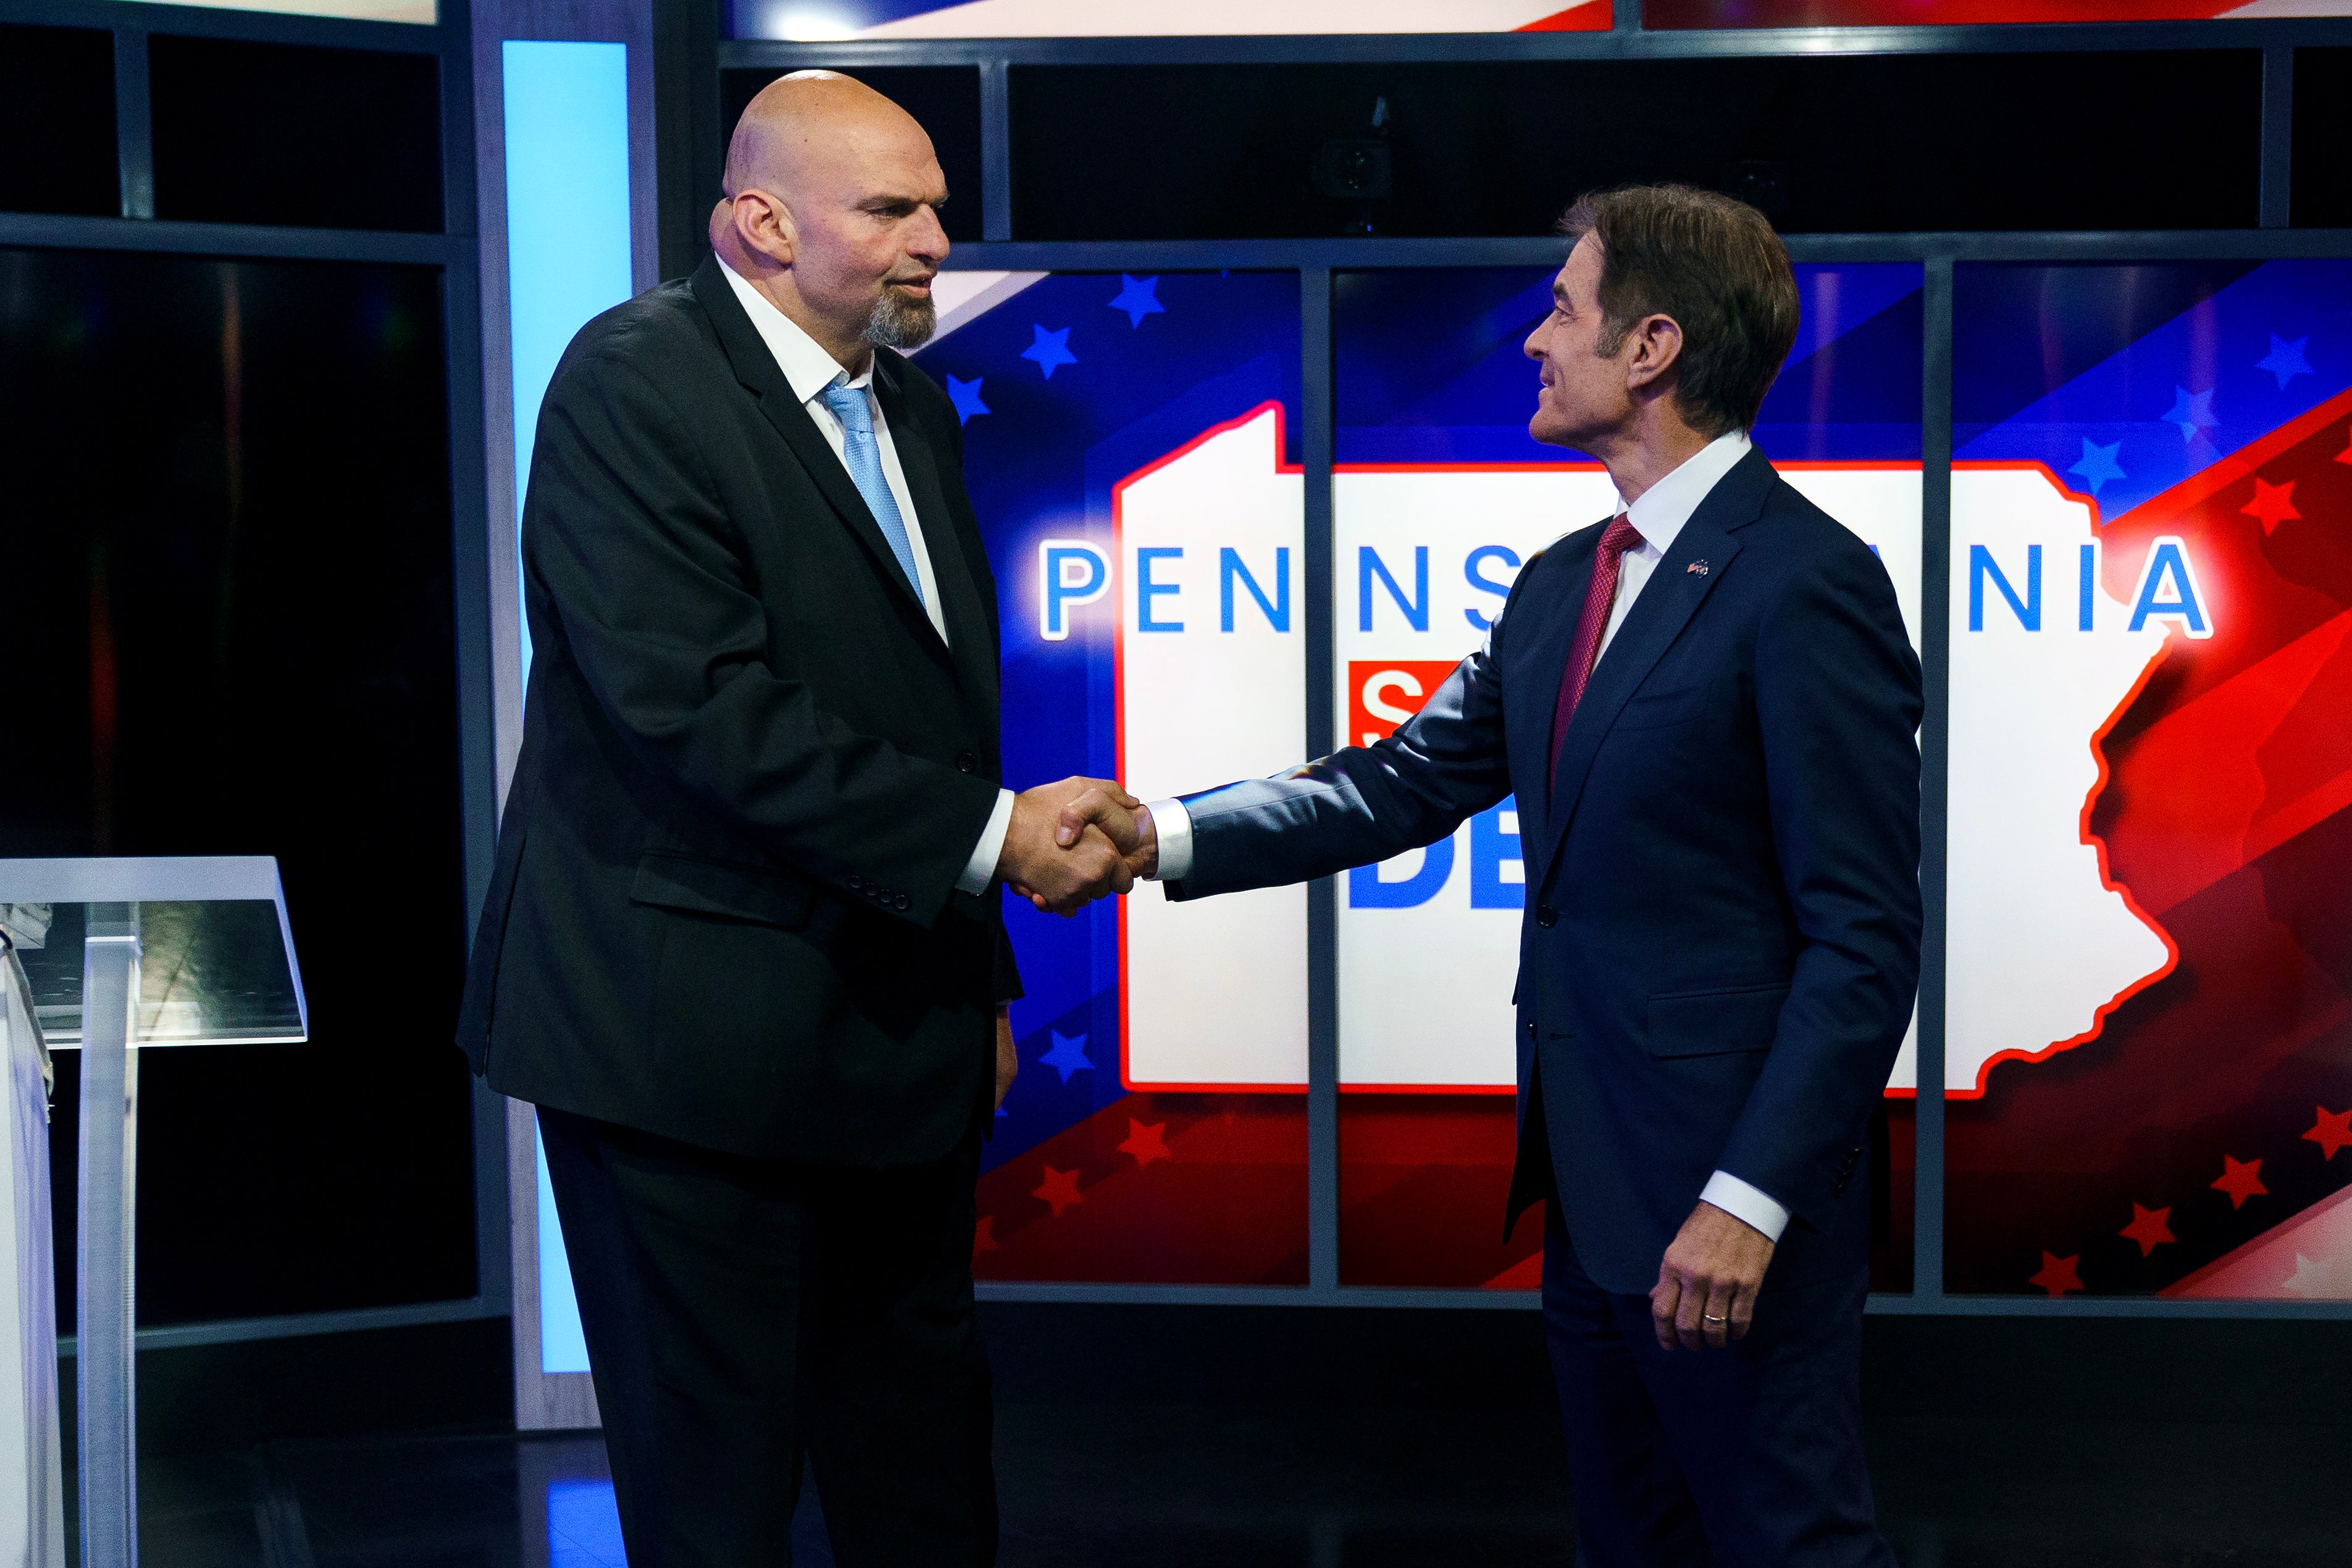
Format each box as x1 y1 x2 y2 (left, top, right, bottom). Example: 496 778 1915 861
995 779 1157 915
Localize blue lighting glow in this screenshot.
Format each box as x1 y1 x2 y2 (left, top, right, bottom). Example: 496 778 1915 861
502 39 635 689
502 38 632 1380
547 1478 627 1566
536 1128 591 1374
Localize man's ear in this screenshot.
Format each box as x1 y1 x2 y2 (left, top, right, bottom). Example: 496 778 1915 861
1624 313 1685 393
734 190 797 267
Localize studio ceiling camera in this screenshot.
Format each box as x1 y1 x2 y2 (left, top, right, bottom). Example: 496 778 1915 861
1313 96 1393 236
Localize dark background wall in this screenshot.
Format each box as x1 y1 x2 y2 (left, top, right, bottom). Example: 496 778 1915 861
700 44 2352 246
0 14 480 1335
0 244 479 1327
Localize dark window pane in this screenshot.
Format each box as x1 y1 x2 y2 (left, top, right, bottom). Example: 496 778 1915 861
0 248 474 1325
149 35 442 231
719 65 984 243
1012 54 2261 240
0 24 118 217
2293 49 2352 230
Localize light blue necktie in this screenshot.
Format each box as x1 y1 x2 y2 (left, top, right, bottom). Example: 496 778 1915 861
819 379 924 602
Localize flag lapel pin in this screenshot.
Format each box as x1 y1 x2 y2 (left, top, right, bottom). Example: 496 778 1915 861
1688 560 1709 576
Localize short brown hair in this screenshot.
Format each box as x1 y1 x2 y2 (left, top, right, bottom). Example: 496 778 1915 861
1558 185 1800 438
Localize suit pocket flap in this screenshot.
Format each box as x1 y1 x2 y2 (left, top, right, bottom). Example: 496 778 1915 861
631 853 813 930
1613 683 1709 732
1646 983 1789 1059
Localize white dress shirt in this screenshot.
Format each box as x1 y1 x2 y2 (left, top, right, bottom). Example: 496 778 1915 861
717 259 1013 898
1143 428 1789 1241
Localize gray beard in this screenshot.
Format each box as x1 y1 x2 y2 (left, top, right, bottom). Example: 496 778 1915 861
862 288 935 351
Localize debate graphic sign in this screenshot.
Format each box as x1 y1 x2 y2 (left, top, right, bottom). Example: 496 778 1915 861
1943 257 2352 1299
1039 412 1927 1094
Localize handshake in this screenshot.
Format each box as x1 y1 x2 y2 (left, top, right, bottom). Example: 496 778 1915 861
991 778 1161 915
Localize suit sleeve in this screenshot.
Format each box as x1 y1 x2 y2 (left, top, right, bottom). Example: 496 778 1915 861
525 351 1001 928
1715 539 1924 1232
1166 564 1531 901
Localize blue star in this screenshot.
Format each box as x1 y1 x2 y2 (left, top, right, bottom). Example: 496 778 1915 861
2256 333 2312 391
2163 386 2219 444
1108 275 1166 328
1020 324 1077 380
1039 1030 1092 1084
945 373 989 425
2068 438 2126 497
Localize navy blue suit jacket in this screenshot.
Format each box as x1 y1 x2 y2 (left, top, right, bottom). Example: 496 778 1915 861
1166 446 1922 1293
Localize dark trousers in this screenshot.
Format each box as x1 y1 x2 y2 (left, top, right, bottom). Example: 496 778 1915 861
1541 1200 1894 1568
537 1105 997 1568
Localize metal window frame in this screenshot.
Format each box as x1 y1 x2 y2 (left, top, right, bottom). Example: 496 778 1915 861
706 15 2352 1322
1 0 505 1354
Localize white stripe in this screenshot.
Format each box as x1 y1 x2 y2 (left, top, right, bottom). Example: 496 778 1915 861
926 270 1050 345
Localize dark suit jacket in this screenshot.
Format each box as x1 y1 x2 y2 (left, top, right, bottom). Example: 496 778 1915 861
1168 447 1922 1292
456 256 1019 1168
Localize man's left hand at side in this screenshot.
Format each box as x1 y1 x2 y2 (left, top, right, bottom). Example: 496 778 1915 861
1652 1200 1776 1352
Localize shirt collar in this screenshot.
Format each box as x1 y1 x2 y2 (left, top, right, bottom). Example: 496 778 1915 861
716 256 873 402
1614 430 1753 556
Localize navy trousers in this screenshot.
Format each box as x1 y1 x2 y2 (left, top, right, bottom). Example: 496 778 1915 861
1541 1201 1895 1568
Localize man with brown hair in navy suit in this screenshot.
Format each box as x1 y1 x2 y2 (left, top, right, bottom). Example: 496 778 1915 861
1061 185 1922 1566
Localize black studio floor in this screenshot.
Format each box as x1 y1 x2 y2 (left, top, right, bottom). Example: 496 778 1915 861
113 1404 2352 1568
88 1307 2352 1568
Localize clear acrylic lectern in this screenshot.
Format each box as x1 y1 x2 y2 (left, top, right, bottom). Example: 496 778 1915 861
0 858 307 1568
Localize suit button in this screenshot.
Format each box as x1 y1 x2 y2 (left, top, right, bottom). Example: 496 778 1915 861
897 893 911 911
955 750 979 774
1536 906 1557 928
848 876 863 891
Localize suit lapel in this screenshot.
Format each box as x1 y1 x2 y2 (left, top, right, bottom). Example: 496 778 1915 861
872 352 997 703
690 259 945 652
1506 527 1602 867
1539 447 1775 878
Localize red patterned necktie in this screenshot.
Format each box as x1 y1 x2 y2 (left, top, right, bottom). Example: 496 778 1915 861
1549 515 1646 793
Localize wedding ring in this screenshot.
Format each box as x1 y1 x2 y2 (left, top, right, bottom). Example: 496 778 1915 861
1701 1313 1727 1323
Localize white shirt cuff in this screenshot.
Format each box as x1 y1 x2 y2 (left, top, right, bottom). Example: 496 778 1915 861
956 788 1017 897
1699 1170 1789 1242
1144 798 1193 882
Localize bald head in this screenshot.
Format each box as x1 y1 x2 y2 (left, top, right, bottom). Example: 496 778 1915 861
714 70 951 370
724 70 932 206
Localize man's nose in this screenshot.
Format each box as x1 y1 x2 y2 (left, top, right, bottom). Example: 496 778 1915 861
1523 323 1545 361
911 204 950 261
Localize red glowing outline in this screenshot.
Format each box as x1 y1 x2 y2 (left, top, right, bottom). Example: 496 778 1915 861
1937 459 2204 1100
